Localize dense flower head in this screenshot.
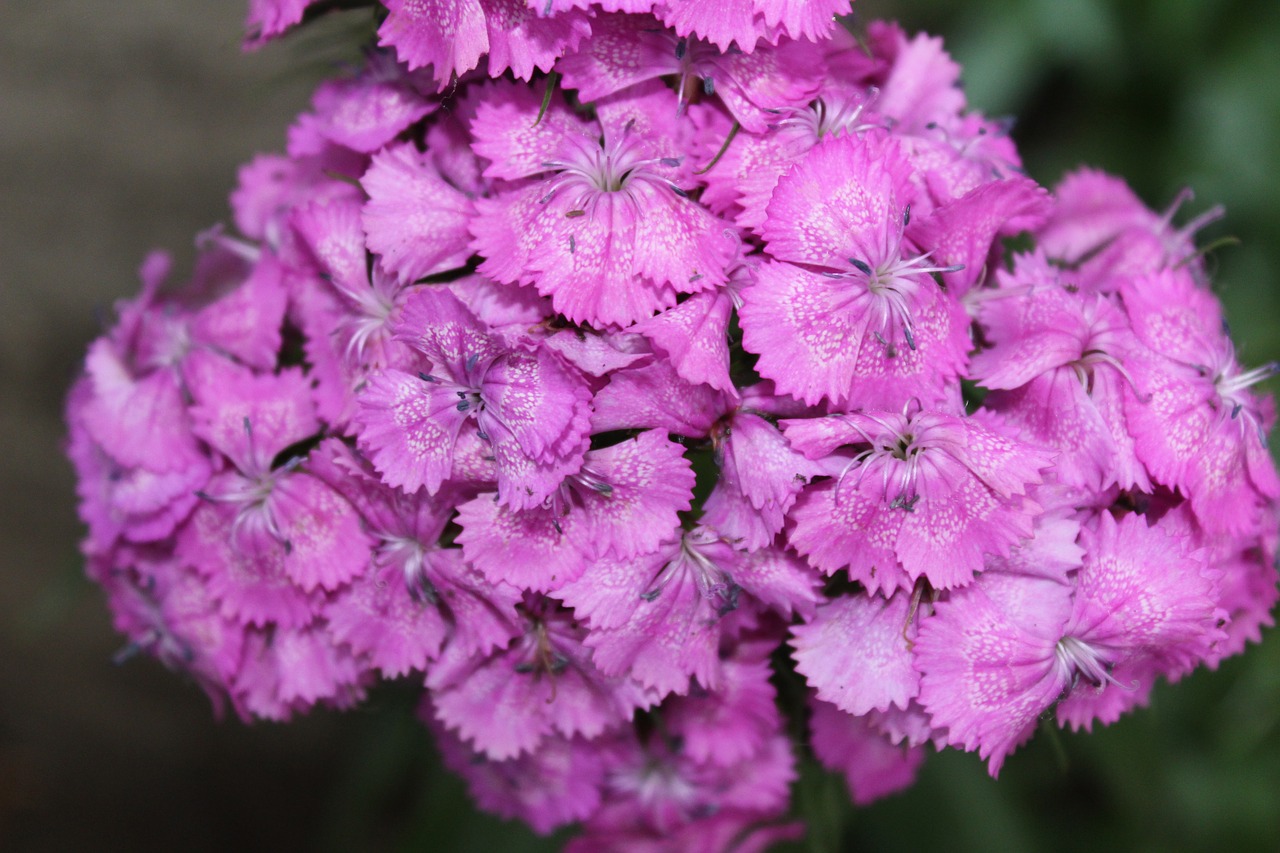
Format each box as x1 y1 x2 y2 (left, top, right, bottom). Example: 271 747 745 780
69 3 1280 846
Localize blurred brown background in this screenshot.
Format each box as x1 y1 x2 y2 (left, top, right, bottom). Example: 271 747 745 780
1 5 358 850
3 2 1279 852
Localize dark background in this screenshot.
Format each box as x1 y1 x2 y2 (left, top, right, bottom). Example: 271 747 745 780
2 2 1278 850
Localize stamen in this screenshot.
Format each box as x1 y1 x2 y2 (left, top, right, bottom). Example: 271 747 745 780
1054 636 1131 692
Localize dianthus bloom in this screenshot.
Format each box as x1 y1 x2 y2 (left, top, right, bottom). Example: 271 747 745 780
69 1 1279 846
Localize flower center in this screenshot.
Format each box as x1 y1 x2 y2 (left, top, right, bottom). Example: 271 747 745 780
376 534 436 602
1054 635 1122 690
540 131 684 216
827 240 962 356
641 531 740 616
834 410 954 512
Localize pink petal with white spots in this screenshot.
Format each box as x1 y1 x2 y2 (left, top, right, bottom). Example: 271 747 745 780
292 197 369 296
870 23 966 133
1120 269 1223 365
179 500 321 629
762 131 914 270
539 327 650 377
591 358 730 436
472 188 677 327
378 0 489 83
354 368 471 494
757 0 853 43
270 471 371 592
709 38 826 133
190 254 288 371
448 274 553 330
480 345 592 463
915 571 1074 776
188 362 319 474
632 289 735 394
664 644 780 766
455 498 588 591
555 14 681 103
576 430 696 560
1071 513 1220 663
1038 168 1153 264
791 592 920 716
984 374 1122 492
309 68 436 154
362 143 475 282
429 602 651 759
469 81 591 181
787 481 911 596
907 176 1052 295
324 564 451 677
654 0 759 52
479 0 592 81
741 260 968 409
80 342 202 471
733 545 824 620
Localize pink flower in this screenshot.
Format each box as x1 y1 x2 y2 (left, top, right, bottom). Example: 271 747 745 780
915 512 1220 775
75 8 1280 837
455 429 695 591
742 130 972 408
354 287 592 507
785 407 1053 593
470 81 735 326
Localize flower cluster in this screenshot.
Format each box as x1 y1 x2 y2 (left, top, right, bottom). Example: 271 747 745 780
69 1 1278 847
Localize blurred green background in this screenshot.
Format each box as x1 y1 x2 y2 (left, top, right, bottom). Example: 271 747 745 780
1 2 1277 851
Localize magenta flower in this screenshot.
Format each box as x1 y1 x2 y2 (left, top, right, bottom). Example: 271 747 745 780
455 429 695 591
741 130 972 408
470 81 735 326
785 407 1053 593
915 511 1220 775
354 287 592 507
184 360 371 596
428 594 656 759
972 252 1150 491
1120 269 1280 534
75 6 1280 842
